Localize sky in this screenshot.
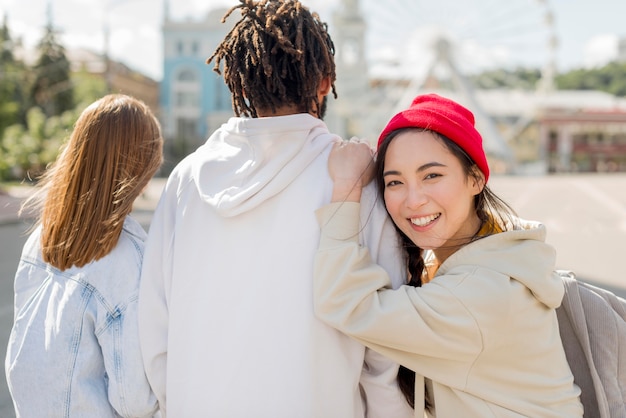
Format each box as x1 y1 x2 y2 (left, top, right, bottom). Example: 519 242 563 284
0 0 624 82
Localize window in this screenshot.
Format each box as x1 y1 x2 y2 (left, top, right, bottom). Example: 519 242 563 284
176 91 199 107
177 118 198 139
178 69 197 82
341 38 359 66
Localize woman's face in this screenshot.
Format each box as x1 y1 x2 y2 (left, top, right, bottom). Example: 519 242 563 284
382 130 483 261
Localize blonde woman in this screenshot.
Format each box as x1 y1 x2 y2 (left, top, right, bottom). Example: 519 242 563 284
5 94 163 417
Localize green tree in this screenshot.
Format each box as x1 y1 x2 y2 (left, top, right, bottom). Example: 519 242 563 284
0 106 79 181
471 67 542 90
71 69 107 108
556 61 626 97
31 23 73 117
0 15 29 135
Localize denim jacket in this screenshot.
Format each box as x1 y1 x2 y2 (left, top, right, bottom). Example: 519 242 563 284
5 216 157 417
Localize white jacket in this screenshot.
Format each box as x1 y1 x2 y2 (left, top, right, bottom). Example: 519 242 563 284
138 114 413 417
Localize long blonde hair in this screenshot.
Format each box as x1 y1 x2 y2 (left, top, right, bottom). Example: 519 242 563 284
23 94 163 271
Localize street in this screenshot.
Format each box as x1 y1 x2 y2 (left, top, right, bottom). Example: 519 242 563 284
0 222 28 418
1 174 625 415
489 174 626 295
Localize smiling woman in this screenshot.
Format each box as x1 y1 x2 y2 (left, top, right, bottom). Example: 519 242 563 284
381 131 483 262
313 93 584 417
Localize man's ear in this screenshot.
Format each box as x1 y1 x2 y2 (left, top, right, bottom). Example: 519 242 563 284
318 76 332 96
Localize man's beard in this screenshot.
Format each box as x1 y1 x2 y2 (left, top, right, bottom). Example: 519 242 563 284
318 96 328 120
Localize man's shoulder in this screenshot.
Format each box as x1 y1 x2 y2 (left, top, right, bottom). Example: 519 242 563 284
360 182 385 214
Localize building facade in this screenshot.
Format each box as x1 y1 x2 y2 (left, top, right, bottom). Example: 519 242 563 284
160 4 235 158
325 0 370 139
540 108 626 172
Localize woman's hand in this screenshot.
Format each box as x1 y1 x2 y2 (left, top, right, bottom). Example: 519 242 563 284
328 137 375 203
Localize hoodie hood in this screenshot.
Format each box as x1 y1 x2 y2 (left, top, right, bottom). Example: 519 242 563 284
438 219 564 309
190 113 337 217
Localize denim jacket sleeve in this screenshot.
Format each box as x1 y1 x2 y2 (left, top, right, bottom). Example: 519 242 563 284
96 290 158 417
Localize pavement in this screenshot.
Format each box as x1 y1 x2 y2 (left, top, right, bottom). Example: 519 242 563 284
0 186 33 225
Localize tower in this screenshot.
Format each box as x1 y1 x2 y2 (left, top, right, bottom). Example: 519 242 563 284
328 0 369 139
163 0 170 22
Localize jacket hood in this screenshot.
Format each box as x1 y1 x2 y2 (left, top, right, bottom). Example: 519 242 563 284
439 219 564 308
190 113 336 217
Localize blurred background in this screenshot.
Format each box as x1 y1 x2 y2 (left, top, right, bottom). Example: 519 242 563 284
0 0 626 175
1 0 625 416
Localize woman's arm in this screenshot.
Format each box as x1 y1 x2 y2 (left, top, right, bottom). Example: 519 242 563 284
314 202 482 376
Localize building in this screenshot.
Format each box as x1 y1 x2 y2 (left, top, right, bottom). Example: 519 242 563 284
428 89 626 174
159 3 235 159
539 105 626 173
67 48 159 113
15 43 159 114
325 0 370 139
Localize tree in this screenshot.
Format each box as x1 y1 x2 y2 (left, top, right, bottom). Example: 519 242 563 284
471 67 543 90
30 23 74 117
0 106 79 181
0 13 12 63
0 14 29 135
556 62 626 97
71 69 107 108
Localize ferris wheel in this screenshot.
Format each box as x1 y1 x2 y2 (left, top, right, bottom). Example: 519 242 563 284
360 0 557 88
311 0 558 164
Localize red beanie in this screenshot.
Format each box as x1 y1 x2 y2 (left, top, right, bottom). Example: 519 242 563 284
377 94 490 181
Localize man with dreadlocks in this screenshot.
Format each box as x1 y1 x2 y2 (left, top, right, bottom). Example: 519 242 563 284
138 1 412 416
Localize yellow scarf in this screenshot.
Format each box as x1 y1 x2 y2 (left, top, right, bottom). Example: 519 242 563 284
477 217 503 236
422 216 503 283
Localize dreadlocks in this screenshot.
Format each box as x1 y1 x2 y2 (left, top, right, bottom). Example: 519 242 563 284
207 0 337 118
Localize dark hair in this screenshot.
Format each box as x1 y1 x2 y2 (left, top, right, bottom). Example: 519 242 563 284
207 0 337 118
374 127 518 408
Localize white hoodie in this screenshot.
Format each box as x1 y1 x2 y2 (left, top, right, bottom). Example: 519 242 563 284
138 114 413 417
